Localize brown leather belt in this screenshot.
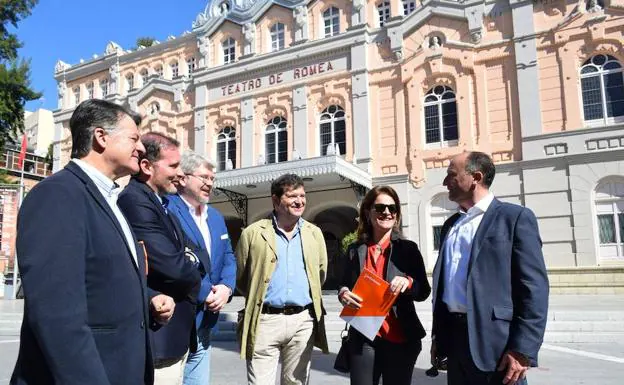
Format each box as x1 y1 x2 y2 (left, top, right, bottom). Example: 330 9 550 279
261 304 312 315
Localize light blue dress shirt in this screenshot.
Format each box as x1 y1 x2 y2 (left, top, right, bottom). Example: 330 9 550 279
71 159 137 265
442 193 494 313
263 216 312 307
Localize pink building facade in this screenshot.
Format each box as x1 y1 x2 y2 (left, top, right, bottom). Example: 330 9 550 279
52 0 624 292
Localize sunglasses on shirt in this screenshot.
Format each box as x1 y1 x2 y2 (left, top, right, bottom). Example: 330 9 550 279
372 203 398 214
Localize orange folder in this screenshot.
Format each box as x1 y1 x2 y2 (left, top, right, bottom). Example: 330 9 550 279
339 268 399 340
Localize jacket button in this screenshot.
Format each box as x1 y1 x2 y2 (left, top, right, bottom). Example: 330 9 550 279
140 321 145 329
271 258 276 263
265 278 270 283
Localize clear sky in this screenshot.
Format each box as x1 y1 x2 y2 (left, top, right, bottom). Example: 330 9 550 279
16 0 211 111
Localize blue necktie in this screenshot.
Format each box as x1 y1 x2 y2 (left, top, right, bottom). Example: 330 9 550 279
161 196 169 214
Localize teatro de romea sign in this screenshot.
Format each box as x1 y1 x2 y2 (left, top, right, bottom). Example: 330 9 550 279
209 56 348 100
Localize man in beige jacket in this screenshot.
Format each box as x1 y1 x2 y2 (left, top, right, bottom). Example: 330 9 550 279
236 173 329 385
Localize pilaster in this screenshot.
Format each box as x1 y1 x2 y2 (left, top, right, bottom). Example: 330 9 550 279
292 84 308 158
241 96 254 167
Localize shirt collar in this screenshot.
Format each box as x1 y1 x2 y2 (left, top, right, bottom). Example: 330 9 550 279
71 159 120 197
180 195 207 218
461 192 495 216
272 212 303 234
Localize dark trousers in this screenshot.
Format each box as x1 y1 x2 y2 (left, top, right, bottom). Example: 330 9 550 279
348 334 421 385
447 315 528 385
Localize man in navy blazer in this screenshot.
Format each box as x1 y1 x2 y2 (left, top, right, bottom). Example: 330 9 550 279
118 133 201 385
11 99 175 385
167 150 236 385
431 152 549 385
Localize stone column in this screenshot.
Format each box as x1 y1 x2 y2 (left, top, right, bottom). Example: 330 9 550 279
52 121 63 173
241 97 254 167
292 85 308 158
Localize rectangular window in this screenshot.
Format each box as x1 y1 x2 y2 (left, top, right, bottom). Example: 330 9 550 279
278 130 288 162
604 72 624 118
442 102 459 141
424 105 440 143
187 57 196 74
266 133 276 164
320 122 332 155
582 76 604 120
433 225 443 251
100 80 108 97
598 214 616 244
217 142 226 171
619 213 624 243
171 63 179 78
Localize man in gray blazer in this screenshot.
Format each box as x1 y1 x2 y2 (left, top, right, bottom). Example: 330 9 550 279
431 151 549 385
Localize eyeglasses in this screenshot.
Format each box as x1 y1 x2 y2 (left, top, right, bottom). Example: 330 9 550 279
186 174 214 187
372 203 397 214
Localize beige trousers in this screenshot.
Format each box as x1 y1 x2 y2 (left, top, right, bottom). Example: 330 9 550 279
247 309 315 385
153 351 188 385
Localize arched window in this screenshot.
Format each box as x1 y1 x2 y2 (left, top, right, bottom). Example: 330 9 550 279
265 116 288 164
155 65 163 78
270 23 285 52
222 38 236 64
216 126 236 170
124 74 134 93
377 1 391 27
323 7 340 37
187 57 196 74
140 69 149 86
580 54 624 124
595 178 624 261
403 0 416 15
100 78 109 97
170 60 179 78
319 105 346 156
424 85 458 145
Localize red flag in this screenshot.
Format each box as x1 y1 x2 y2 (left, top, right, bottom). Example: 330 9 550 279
17 133 27 170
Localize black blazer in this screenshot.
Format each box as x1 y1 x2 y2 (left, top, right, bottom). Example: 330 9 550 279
118 178 201 361
11 162 153 385
431 199 549 372
340 233 431 348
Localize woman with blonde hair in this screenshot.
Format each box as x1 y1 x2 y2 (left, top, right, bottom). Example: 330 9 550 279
339 185 431 385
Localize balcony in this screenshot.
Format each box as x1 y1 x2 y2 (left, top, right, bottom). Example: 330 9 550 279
0 147 52 180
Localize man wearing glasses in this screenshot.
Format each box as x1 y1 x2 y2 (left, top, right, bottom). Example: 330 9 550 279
167 150 236 385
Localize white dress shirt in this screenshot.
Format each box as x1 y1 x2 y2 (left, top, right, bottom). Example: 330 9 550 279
71 159 138 265
442 192 495 313
180 196 211 256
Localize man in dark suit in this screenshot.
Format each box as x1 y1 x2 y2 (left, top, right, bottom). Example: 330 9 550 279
431 151 549 385
118 132 201 385
11 99 175 385
167 150 236 385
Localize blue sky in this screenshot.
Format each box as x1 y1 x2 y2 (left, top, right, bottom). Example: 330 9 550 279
16 0 211 111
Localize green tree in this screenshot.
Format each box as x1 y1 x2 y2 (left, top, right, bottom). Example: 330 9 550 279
0 169 18 184
340 230 358 254
135 36 156 48
0 0 41 151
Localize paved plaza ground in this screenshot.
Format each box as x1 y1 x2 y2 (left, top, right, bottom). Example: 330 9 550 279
1 295 624 384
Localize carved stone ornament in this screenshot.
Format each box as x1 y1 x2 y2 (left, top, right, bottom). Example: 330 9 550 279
55 60 69 73
353 0 366 11
471 30 482 44
109 63 119 81
429 36 442 50
243 23 255 44
193 12 208 29
586 0 603 13
294 5 307 28
105 41 122 55
57 82 66 109
197 35 210 57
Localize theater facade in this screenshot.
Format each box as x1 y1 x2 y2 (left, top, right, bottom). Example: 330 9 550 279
52 0 624 292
